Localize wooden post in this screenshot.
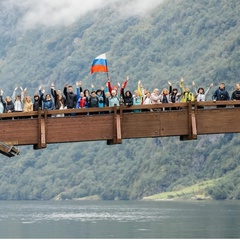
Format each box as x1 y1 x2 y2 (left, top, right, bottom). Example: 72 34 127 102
116 106 122 144
113 104 117 143
33 108 46 149
119 104 123 144
0 141 20 157
42 109 47 148
107 104 122 145
180 100 197 141
40 118 46 148
192 100 198 139
107 105 117 145
188 100 192 139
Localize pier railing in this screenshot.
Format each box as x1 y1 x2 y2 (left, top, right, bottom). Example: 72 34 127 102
0 100 239 156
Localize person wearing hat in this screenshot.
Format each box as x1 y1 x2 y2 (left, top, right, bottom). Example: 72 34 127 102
109 89 120 107
95 88 105 108
107 76 128 96
90 83 106 109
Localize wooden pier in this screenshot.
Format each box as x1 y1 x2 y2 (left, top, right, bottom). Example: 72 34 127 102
0 100 239 157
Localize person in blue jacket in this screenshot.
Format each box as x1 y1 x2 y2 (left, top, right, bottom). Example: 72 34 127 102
40 88 54 117
96 88 106 108
212 83 230 108
40 89 54 110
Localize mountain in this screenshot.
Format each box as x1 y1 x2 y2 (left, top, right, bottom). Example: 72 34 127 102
0 0 240 200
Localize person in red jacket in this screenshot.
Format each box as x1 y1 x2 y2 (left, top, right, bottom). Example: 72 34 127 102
107 76 129 95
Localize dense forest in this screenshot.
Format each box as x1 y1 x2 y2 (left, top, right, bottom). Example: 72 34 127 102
0 0 240 200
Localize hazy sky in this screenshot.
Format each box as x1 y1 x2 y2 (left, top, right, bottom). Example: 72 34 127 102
11 0 165 29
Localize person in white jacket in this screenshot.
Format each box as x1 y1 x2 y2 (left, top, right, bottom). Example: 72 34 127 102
12 86 24 112
192 81 213 108
192 81 213 102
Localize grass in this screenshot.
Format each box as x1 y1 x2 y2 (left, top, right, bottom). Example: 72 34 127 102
143 179 221 201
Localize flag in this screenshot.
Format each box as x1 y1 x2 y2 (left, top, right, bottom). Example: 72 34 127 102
90 53 108 74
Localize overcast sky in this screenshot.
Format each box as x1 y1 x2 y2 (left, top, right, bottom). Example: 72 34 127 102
10 0 165 29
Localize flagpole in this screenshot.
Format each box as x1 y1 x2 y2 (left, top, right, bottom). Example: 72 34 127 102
106 56 109 80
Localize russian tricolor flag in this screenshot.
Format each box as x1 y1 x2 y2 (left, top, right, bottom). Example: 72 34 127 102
90 53 108 74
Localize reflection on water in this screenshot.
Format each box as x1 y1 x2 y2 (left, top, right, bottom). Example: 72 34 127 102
0 200 239 238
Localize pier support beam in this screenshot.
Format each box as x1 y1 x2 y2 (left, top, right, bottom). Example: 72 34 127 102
107 104 122 145
0 141 20 157
33 108 47 150
180 100 198 141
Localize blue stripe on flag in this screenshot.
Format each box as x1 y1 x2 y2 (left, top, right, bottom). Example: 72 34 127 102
92 59 107 66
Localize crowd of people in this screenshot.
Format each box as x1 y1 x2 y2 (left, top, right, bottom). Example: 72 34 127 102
0 77 240 115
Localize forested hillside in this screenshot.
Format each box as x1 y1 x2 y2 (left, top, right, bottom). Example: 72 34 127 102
0 0 240 200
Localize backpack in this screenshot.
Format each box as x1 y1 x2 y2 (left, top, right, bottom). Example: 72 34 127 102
235 91 240 100
90 97 98 107
219 90 227 100
98 96 104 103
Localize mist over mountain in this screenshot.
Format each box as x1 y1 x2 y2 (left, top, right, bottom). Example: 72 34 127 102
2 0 165 30
0 0 240 200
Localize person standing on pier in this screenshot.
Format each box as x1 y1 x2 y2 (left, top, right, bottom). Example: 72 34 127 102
212 82 230 108
12 86 24 112
63 84 77 116
192 81 213 108
231 83 240 107
23 88 33 112
179 77 195 103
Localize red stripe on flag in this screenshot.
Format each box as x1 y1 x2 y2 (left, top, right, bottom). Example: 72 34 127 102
91 65 108 74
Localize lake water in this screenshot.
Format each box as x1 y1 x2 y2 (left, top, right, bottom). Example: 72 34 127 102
0 200 239 238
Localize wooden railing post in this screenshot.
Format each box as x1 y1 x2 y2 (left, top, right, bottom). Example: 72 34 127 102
116 104 123 144
192 99 198 139
188 100 192 139
33 108 46 150
180 100 197 141
107 104 122 145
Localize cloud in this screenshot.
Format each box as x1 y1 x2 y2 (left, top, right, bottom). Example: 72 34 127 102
12 0 165 30
17 0 109 29
115 0 165 17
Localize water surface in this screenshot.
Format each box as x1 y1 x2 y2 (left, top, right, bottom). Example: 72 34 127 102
0 200 239 238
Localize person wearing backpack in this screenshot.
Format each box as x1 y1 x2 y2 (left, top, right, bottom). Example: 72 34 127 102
212 82 230 108
231 83 240 107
